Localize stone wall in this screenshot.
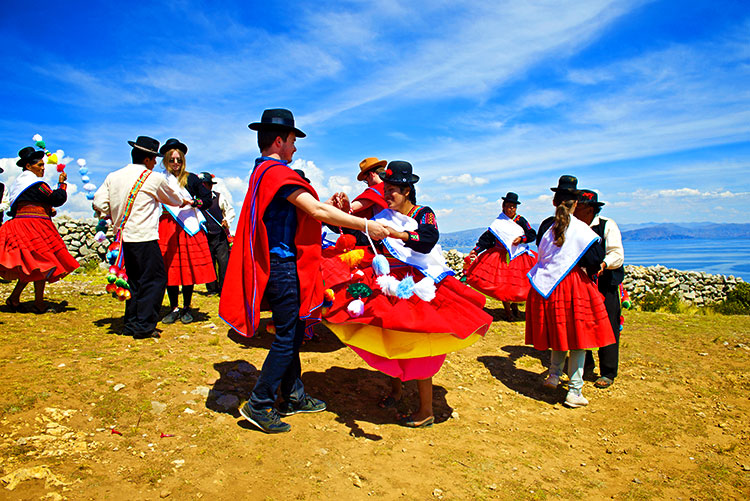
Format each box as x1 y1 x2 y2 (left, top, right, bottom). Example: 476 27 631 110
442 249 744 306
53 215 111 264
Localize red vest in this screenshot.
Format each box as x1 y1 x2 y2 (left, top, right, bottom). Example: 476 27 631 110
219 160 324 337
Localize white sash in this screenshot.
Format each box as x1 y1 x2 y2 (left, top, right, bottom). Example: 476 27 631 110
8 171 44 207
162 171 205 236
527 217 600 298
372 208 454 283
488 213 533 260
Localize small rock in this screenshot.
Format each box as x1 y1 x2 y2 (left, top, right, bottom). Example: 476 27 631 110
57 363 66 368
633 478 642 484
172 459 185 468
351 473 363 488
432 488 444 499
160 489 171 498
151 401 166 414
178 335 190 340
183 408 195 414
191 386 211 397
451 411 459 420
113 384 125 392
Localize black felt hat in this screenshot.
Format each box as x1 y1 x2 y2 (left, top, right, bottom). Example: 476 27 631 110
381 161 419 186
502 192 521 205
159 138 188 155
248 108 306 138
578 189 605 207
198 172 215 184
550 175 579 194
16 146 45 167
127 136 163 157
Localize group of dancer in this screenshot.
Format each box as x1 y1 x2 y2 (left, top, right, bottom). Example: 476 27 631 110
0 107 624 433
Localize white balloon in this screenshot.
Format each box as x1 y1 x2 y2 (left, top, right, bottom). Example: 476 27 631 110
77 158 86 167
83 183 96 191
32 134 43 142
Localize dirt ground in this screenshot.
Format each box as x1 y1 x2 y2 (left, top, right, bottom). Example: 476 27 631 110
0 273 748 500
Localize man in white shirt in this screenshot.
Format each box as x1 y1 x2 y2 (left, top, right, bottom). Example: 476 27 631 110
575 189 625 388
93 136 190 339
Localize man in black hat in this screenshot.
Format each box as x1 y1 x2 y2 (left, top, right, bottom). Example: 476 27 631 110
575 189 624 389
221 108 389 433
93 136 191 339
197 172 234 295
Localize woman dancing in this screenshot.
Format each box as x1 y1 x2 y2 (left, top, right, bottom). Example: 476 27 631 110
0 146 79 312
464 192 537 320
323 161 492 427
525 176 615 408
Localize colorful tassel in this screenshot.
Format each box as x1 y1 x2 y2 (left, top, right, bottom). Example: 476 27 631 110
395 275 416 299
372 254 390 276
376 274 400 296
347 282 372 299
413 277 437 302
347 299 365 318
335 234 357 252
339 249 364 268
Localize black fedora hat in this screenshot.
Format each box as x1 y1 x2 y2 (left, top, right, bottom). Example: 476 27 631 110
578 189 605 207
198 172 216 184
127 136 163 157
381 160 419 186
501 192 521 205
248 108 306 138
550 175 578 194
16 146 45 167
159 138 188 155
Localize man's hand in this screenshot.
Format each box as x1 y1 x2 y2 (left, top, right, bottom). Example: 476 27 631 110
366 220 389 240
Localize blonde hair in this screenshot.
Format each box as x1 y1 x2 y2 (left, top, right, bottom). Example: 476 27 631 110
553 199 576 247
162 149 188 188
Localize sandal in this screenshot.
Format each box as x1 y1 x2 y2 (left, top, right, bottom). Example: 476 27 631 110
398 415 434 428
594 376 614 389
377 395 402 409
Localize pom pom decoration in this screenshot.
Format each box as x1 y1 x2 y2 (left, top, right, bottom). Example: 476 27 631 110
323 288 335 303
346 282 372 299
335 234 357 252
86 192 95 200
95 231 107 243
106 274 116 284
338 249 364 268
347 299 365 318
56 163 66 172
47 153 58 164
79 166 89 175
117 288 127 301
81 175 90 183
115 277 128 288
36 140 45 149
33 134 43 142
395 275 416 299
371 254 390 276
83 183 96 192
105 283 117 293
123 290 132 301
96 219 109 232
413 277 437 302
376 274 400 296
76 158 86 167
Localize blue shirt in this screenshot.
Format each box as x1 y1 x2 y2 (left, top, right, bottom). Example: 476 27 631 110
257 157 299 258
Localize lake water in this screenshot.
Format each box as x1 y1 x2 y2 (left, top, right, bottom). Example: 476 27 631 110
623 239 749 280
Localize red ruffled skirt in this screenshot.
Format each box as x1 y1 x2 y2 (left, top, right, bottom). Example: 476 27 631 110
525 267 615 351
158 215 216 286
322 248 492 381
464 246 537 302
0 211 79 283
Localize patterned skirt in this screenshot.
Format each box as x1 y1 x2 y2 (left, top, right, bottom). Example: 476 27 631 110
525 266 615 351
158 215 216 286
0 207 79 282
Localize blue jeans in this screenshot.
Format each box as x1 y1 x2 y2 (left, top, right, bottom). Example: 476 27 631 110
248 259 307 410
550 349 586 393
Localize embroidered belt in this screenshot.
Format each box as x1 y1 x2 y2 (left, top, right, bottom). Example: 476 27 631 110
14 204 51 218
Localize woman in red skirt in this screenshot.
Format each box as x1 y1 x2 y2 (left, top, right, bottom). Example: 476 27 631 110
464 192 537 320
525 176 615 408
0 147 79 312
323 161 492 427
157 139 216 324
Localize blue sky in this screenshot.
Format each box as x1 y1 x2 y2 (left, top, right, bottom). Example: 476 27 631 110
1 0 749 232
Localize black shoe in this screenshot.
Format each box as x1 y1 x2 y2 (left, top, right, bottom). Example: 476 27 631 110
133 330 160 339
162 308 180 324
239 404 291 433
277 396 327 416
180 308 194 324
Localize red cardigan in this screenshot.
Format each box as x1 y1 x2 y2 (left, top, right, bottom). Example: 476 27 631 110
219 160 324 337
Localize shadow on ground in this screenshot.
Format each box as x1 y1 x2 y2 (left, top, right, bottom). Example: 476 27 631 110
226 320 345 354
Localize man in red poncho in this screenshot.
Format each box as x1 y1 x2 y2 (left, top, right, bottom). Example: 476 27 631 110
220 109 389 433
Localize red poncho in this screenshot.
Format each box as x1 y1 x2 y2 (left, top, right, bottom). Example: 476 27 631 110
351 182 387 219
219 159 324 337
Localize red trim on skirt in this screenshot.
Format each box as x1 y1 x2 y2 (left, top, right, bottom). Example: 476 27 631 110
465 246 537 302
158 215 216 286
525 266 615 351
0 215 79 282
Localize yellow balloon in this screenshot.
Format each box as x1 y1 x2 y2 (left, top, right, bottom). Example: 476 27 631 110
47 153 58 164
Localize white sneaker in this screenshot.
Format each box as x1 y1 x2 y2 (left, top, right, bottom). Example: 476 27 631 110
543 374 560 389
564 391 589 408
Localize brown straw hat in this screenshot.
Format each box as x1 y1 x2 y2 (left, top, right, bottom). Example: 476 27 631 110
357 157 387 181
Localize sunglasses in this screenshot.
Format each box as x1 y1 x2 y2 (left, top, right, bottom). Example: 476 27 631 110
169 158 183 164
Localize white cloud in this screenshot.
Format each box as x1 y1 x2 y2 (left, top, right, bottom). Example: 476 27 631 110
436 174 489 186
435 208 454 217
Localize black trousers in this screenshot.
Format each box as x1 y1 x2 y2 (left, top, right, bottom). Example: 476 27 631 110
206 231 230 293
586 286 621 379
122 240 166 336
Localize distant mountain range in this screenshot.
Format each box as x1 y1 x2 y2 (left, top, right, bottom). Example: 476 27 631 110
440 222 750 251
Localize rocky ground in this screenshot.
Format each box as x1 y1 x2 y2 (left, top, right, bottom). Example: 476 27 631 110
0 273 749 500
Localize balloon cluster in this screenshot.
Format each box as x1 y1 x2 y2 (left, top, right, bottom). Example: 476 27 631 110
105 264 131 301
31 133 96 199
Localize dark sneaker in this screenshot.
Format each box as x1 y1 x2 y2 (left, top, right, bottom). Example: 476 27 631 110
239 403 291 433
180 308 194 324
133 330 160 340
162 308 180 324
278 396 327 416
